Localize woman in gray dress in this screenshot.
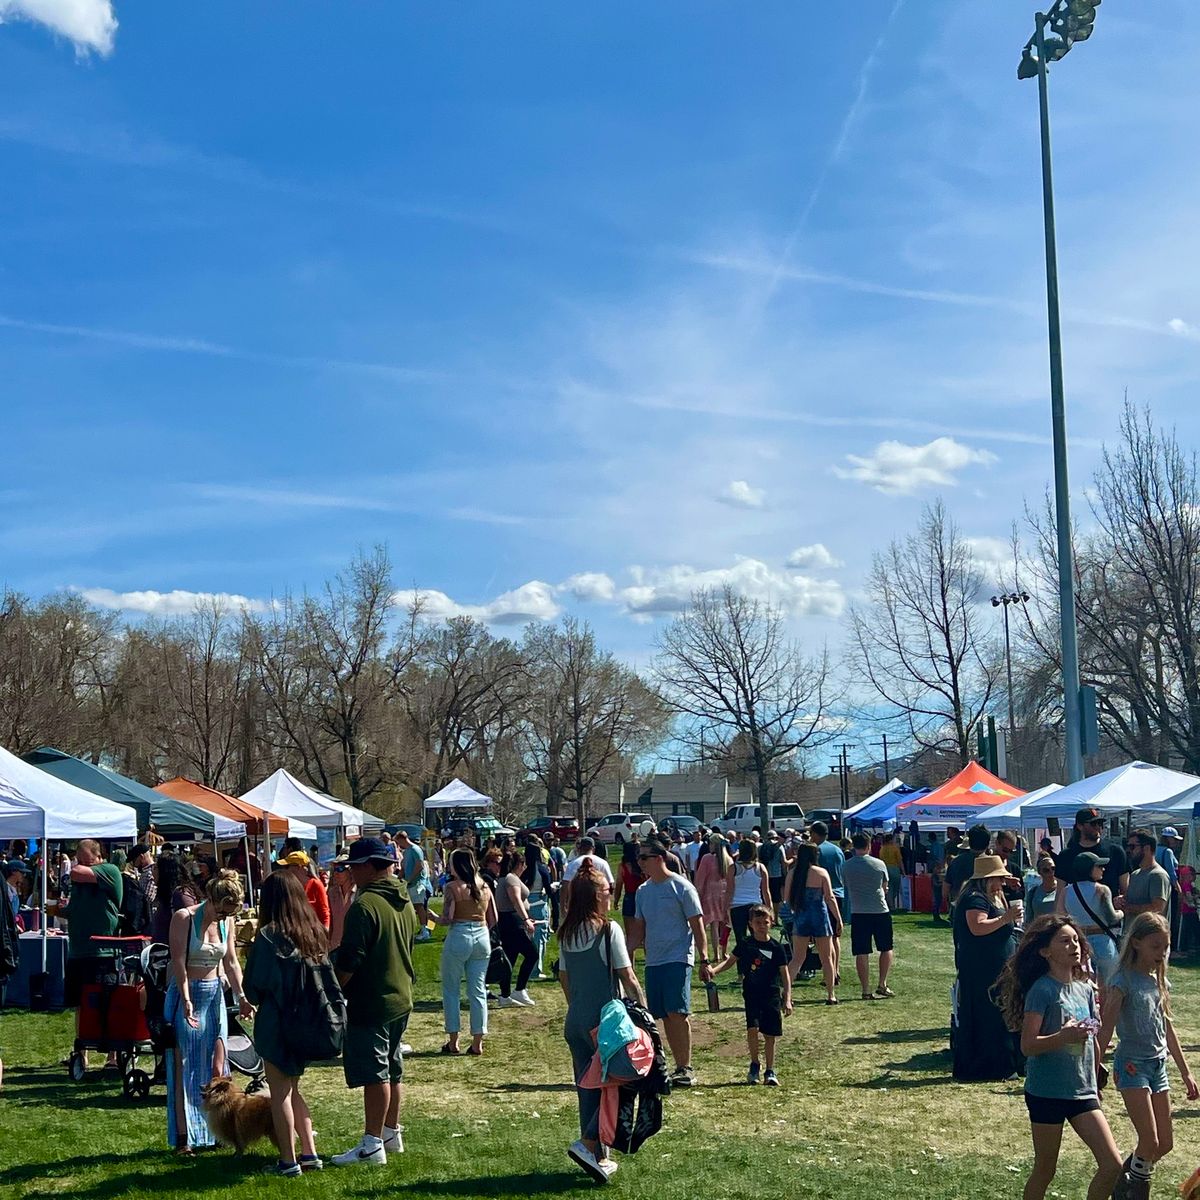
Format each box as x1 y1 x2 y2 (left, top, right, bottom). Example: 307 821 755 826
557 860 646 1184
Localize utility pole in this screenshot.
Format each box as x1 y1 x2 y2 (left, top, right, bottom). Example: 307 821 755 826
875 734 891 780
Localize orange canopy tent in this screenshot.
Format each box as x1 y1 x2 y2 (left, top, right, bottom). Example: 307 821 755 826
893 763 1024 826
154 777 291 838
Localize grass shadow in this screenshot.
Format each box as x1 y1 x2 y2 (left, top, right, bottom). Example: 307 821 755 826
843 1027 948 1046
0 1149 165 1190
849 1072 958 1091
394 1170 588 1196
882 1050 951 1072
487 1082 575 1093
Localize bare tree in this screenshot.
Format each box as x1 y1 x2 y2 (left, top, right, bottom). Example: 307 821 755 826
654 585 833 806
849 500 1002 767
522 618 667 824
1023 403 1200 772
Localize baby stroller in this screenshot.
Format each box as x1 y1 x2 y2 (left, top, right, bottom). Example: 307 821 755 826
68 935 162 1101
224 993 267 1095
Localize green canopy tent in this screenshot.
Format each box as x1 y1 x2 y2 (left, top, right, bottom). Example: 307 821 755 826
23 748 248 842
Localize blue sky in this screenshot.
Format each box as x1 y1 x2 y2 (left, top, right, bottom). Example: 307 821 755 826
3 0 1200 666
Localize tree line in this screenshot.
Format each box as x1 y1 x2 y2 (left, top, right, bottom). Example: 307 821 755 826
2 402 1194 815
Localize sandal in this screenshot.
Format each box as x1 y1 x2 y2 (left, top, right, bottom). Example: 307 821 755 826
440 1042 462 1055
467 1045 484 1056
825 997 839 1006
861 992 878 1001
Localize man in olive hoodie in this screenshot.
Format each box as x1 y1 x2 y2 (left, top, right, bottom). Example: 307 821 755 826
331 838 419 1167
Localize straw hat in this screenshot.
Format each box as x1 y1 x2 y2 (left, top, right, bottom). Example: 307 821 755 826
970 854 1009 881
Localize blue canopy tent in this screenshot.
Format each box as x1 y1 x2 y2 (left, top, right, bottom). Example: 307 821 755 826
848 785 929 829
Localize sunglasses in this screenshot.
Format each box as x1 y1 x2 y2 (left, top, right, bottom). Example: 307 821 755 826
334 864 351 873
1126 842 1143 851
638 852 662 861
1087 819 1106 826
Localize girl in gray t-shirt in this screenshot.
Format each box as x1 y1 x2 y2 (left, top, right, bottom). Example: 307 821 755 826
1098 912 1199 1196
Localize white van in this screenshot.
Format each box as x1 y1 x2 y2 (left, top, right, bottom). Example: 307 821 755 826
709 803 806 835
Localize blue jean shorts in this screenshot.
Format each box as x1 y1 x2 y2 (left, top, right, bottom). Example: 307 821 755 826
1115 1054 1169 1093
645 962 692 1019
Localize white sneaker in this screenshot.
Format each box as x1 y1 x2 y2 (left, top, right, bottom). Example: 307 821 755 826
598 1158 619 1179
567 1140 610 1184
382 1128 404 1156
511 989 536 1007
495 996 518 1008
331 1141 386 1167
398 1043 413 1055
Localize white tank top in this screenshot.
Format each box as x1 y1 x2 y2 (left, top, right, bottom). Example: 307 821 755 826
732 863 763 906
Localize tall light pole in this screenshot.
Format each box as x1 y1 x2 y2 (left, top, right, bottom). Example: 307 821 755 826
1017 0 1100 783
992 591 1030 780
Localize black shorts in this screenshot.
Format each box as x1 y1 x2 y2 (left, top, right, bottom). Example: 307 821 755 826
1024 1093 1101 1125
64 957 114 1008
621 893 637 919
850 912 894 956
768 877 783 904
744 994 783 1037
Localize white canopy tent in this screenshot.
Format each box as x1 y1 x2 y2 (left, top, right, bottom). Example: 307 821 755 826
843 778 908 820
1020 762 1200 825
423 779 492 812
0 743 139 972
973 782 1063 826
241 770 385 837
1131 778 1200 822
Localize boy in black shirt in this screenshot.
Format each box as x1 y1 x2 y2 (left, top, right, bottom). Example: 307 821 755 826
711 904 792 1086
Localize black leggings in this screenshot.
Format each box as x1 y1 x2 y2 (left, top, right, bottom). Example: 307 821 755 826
497 912 536 993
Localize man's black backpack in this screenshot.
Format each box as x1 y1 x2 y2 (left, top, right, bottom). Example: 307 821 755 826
281 954 348 1062
119 873 152 937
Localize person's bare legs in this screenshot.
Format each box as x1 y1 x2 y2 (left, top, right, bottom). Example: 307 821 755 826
1069 1109 1123 1200
1121 1086 1172 1168
384 1082 402 1131
877 949 894 991
292 1087 317 1158
855 953 871 994
816 936 836 1001
830 926 841 981
746 1028 759 1066
1024 1122 1063 1200
662 1013 692 1070
363 1082 391 1139
265 1062 298 1164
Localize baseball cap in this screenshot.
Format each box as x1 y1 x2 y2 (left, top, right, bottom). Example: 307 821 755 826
1161 826 1181 840
1075 807 1103 825
4 860 30 875
347 837 397 865
1074 850 1109 874
283 851 310 867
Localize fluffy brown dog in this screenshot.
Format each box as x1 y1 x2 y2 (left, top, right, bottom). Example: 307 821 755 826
200 1077 279 1154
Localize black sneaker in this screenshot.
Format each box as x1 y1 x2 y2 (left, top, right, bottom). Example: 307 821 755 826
670 1065 696 1088
763 1069 779 1087
746 1061 761 1085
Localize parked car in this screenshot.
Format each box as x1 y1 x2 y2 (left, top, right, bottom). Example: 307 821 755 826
709 803 806 835
518 814 581 843
437 814 516 841
804 809 843 837
586 812 654 845
658 815 704 840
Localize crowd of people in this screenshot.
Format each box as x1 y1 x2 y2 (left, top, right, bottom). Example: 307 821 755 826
0 806 1197 1194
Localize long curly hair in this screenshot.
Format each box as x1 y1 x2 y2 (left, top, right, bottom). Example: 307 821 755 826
994 914 1092 1032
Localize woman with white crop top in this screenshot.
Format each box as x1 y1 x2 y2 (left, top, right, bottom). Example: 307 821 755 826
726 840 772 951
166 869 252 1153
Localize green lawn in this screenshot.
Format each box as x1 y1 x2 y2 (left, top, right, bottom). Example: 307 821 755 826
1 914 1196 1200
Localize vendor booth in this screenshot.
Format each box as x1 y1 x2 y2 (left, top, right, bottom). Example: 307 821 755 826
241 769 385 838
1019 761 1200 834
423 778 493 817
24 747 246 842
0 743 138 1006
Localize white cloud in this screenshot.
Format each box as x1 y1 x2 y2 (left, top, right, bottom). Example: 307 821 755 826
559 572 616 603
717 480 766 509
77 587 271 615
833 437 997 495
785 543 843 570
618 557 844 621
1168 317 1197 338
394 581 561 626
0 0 117 55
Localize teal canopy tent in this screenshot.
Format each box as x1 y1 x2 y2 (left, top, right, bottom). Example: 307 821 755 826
23 747 247 841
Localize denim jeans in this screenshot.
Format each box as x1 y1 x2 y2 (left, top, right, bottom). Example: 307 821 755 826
441 922 490 1035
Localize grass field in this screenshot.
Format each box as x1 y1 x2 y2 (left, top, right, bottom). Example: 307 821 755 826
1 911 1197 1200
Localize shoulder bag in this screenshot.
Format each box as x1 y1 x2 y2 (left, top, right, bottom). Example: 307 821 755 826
1071 883 1121 947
